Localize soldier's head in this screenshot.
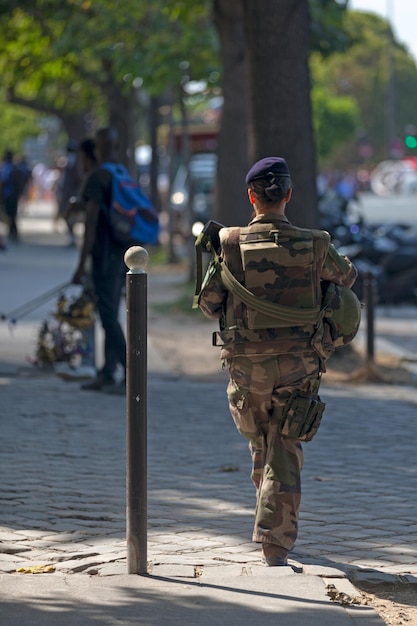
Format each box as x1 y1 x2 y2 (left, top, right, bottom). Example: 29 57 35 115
95 127 119 163
246 157 292 209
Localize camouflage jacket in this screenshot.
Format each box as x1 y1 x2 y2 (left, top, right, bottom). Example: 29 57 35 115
198 212 358 358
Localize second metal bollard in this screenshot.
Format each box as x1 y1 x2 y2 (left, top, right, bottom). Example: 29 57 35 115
364 270 377 367
124 246 148 575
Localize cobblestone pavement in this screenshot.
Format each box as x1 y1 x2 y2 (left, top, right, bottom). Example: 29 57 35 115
1 367 417 584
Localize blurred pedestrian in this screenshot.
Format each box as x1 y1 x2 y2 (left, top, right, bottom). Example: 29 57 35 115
64 138 98 234
14 156 32 214
0 150 28 243
71 127 127 394
78 138 98 180
335 170 359 214
56 139 81 246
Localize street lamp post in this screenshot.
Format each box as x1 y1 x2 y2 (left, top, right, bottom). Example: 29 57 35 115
386 0 398 159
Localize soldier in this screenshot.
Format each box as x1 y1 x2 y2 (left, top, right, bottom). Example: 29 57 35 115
197 157 358 566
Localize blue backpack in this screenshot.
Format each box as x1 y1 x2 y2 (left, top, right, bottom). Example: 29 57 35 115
101 162 159 247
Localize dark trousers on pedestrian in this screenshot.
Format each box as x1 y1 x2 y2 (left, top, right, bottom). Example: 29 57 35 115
92 251 127 381
5 197 19 241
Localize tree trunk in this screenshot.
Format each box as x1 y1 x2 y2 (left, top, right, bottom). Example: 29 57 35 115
242 0 318 228
60 112 91 143
108 87 137 173
213 0 250 227
149 96 160 209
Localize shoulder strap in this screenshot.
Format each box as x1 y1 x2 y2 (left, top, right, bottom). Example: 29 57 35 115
193 239 205 308
100 162 129 178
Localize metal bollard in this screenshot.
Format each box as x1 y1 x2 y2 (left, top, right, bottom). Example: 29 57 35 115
364 271 377 367
124 246 148 575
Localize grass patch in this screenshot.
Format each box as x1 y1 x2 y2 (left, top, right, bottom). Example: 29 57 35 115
147 245 170 266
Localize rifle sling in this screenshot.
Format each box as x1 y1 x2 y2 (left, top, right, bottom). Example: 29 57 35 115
193 241 204 308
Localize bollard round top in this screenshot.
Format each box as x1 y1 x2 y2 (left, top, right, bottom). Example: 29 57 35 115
124 246 149 274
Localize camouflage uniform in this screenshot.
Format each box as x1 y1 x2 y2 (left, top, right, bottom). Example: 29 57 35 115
198 212 357 556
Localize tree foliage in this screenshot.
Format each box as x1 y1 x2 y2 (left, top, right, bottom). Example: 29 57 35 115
312 10 417 166
0 101 43 156
3 0 417 223
0 0 219 161
312 85 359 163
309 0 350 56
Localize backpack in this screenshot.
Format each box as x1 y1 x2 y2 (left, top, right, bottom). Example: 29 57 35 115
101 162 159 247
1 162 21 201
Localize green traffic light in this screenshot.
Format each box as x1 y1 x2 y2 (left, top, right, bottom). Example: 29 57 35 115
405 135 417 149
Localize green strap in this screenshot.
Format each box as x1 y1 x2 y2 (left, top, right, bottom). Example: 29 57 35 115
220 261 321 325
192 239 204 309
193 234 220 309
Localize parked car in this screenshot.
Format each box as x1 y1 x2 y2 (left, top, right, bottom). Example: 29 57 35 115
170 152 217 236
370 159 417 196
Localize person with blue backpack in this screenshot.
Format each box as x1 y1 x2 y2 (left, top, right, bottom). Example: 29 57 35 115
71 127 158 394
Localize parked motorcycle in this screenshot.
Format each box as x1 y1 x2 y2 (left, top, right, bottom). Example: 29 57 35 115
319 190 417 304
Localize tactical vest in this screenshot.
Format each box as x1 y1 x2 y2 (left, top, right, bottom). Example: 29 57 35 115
219 223 330 332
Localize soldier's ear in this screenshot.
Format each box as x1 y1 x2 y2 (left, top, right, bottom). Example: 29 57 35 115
248 188 256 205
285 188 293 203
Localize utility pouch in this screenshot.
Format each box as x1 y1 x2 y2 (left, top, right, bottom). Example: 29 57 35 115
278 391 326 442
311 318 335 361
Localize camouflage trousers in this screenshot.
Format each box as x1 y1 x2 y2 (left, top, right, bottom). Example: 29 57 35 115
226 351 321 554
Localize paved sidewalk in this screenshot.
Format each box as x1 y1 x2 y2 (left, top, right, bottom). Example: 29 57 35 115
1 208 416 624
1 368 394 626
